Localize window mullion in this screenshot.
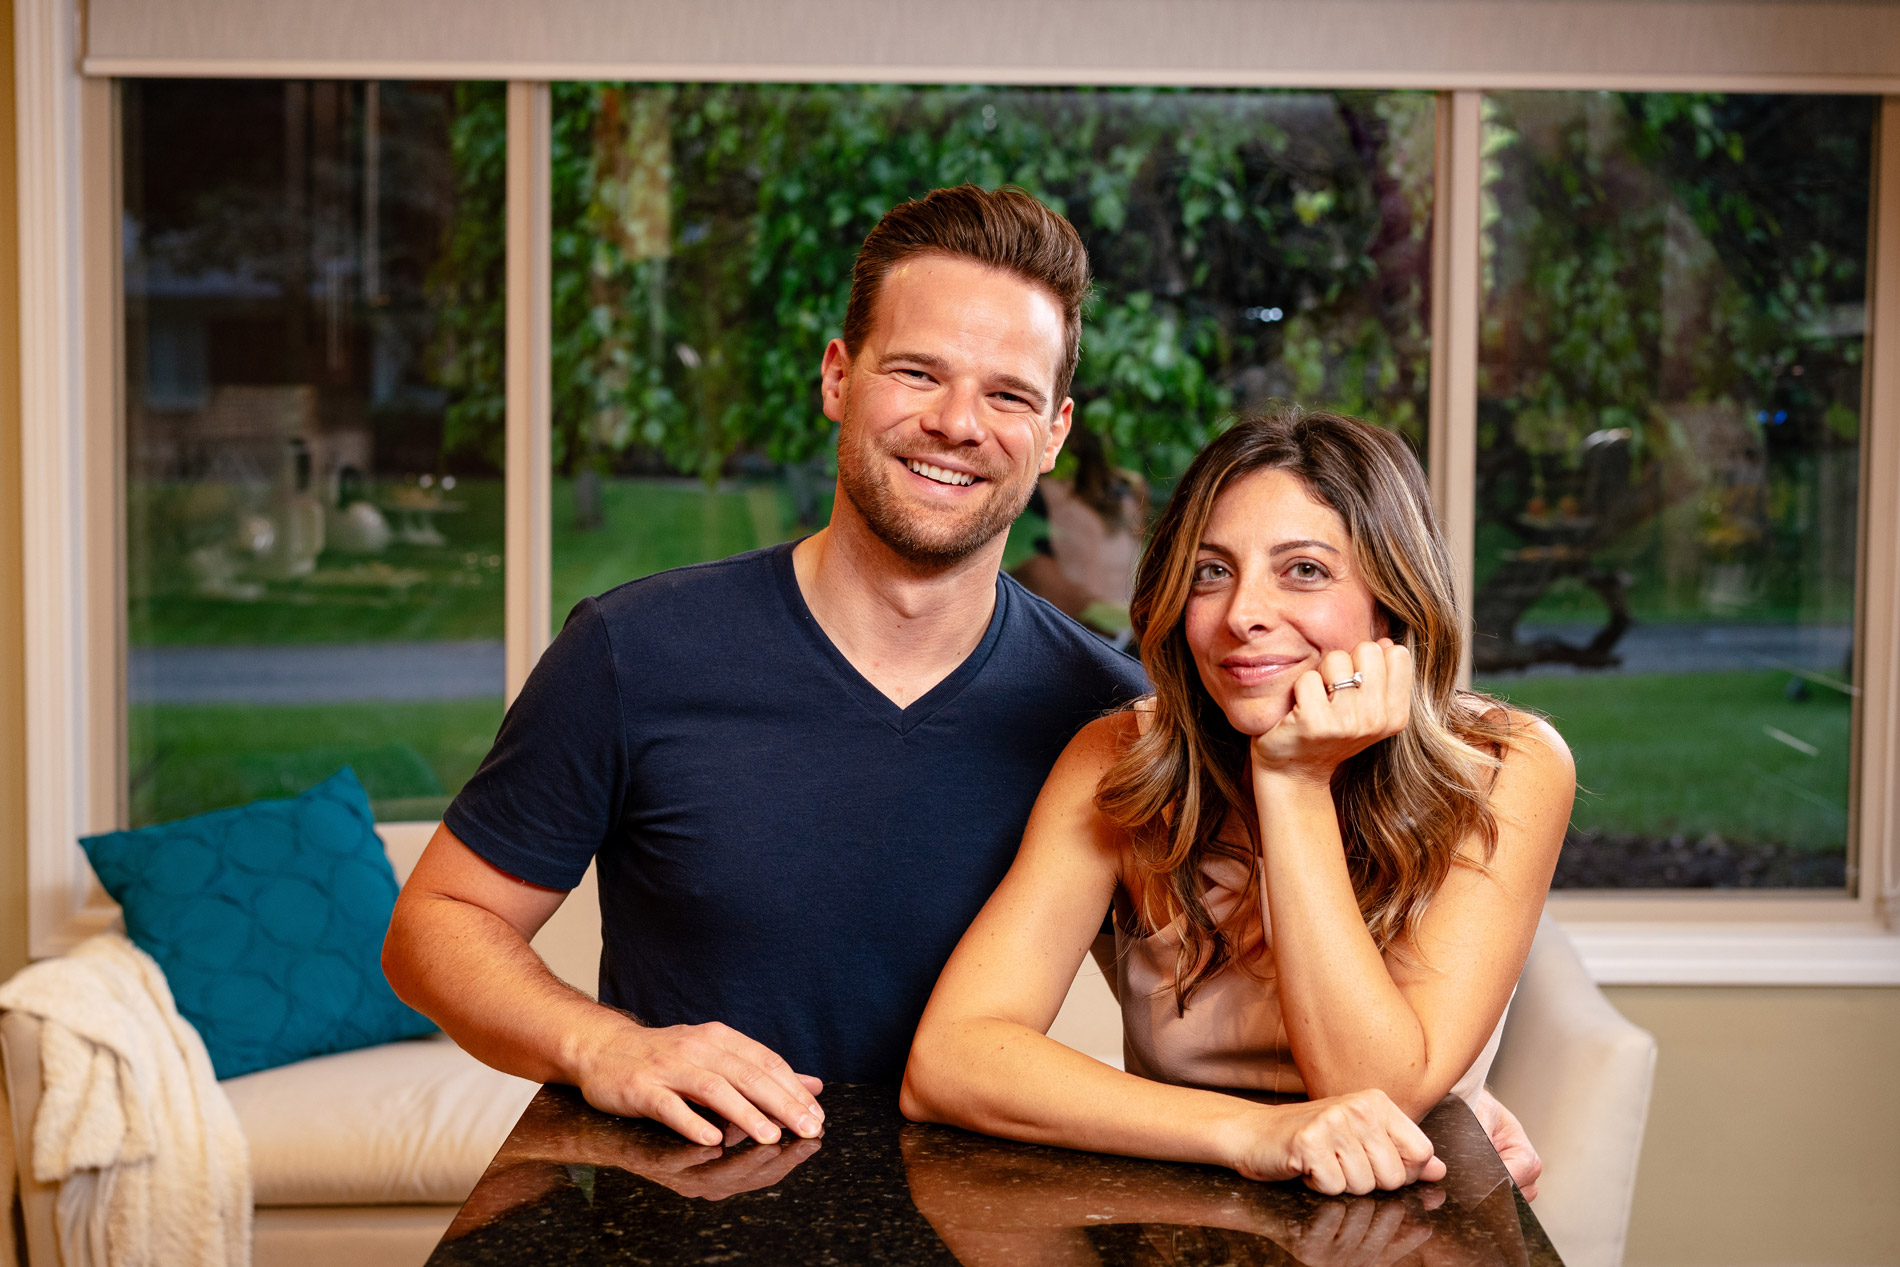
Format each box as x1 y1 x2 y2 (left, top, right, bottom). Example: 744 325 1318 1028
1429 89 1484 690
504 80 553 703
1859 95 1900 927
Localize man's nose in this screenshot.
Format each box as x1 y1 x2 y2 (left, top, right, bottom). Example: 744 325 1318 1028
923 380 987 446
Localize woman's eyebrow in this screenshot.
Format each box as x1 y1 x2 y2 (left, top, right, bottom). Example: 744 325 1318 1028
1269 539 1343 556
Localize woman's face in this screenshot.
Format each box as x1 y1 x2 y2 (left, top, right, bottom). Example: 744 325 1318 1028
1183 468 1383 736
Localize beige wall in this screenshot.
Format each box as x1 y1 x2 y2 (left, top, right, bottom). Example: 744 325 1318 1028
0 0 27 984
1610 986 1900 1267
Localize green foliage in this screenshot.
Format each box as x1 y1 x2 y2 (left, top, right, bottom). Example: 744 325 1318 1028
1479 92 1872 464
437 85 1436 487
430 84 508 471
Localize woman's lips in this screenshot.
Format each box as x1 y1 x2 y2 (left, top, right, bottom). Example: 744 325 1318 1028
1218 656 1305 688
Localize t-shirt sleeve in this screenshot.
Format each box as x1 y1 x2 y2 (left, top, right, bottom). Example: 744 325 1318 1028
443 598 627 890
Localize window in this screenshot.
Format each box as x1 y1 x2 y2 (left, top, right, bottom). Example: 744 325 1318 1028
122 80 506 824
1474 93 1875 890
113 83 1883 893
18 0 1898 956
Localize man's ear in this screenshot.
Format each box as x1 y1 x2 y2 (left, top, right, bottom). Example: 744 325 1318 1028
1038 397 1075 474
820 339 852 425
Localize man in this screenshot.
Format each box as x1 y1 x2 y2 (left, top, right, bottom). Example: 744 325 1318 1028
383 185 1540 1197
384 185 1143 1149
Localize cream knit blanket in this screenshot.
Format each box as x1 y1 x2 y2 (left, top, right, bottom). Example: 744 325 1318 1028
0 933 251 1267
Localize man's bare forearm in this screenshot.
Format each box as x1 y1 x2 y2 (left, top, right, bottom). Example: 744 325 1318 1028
383 826 824 1145
383 889 635 1087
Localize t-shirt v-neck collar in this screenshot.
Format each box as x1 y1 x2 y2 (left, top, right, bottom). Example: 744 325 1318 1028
772 541 1010 735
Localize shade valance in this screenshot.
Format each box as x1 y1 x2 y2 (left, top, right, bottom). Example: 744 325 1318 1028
82 0 1900 90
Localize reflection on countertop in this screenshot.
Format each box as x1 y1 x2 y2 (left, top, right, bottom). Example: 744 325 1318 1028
428 1084 1559 1267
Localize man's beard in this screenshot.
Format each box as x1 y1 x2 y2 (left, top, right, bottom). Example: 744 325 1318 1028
835 428 1036 569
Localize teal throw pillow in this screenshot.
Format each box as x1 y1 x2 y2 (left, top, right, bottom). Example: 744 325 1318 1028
81 767 436 1080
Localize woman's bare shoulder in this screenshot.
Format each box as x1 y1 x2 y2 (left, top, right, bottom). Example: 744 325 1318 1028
1498 709 1575 782
1059 706 1147 773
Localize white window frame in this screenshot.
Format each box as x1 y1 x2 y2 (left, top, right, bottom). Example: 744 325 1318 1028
17 0 1900 983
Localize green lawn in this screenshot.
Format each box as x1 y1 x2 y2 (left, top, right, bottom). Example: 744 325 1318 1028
1474 670 1851 850
133 475 1055 648
129 478 508 647
129 699 505 827
551 478 824 631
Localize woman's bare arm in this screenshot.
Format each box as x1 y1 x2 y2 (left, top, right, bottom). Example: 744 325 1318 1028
1248 643 1575 1117
901 715 1446 1195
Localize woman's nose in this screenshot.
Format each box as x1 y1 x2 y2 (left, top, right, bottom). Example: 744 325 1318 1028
1226 573 1281 637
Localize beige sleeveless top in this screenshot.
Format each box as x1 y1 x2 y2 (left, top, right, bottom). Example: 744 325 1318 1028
1115 853 1505 1104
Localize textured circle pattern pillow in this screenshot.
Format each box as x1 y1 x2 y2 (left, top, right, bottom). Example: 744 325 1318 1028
81 767 437 1080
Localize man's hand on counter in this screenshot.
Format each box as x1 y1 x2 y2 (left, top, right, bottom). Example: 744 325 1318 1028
571 1016 827 1148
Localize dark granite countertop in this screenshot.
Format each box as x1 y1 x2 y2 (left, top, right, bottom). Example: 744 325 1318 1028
427 1084 1561 1266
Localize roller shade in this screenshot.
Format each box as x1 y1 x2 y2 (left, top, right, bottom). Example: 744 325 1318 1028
81 0 1900 90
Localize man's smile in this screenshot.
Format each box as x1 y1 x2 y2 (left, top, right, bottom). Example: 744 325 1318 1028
903 458 982 488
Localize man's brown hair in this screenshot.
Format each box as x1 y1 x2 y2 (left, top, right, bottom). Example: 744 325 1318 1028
842 185 1091 409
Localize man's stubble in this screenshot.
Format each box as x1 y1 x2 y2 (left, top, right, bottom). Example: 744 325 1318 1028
834 414 1040 569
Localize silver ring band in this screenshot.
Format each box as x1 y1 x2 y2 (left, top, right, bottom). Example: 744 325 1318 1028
1327 672 1365 693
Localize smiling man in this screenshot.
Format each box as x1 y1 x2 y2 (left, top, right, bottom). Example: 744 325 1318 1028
383 186 1148 1149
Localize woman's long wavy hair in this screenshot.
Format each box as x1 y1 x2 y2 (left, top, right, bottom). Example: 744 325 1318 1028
1096 408 1516 1009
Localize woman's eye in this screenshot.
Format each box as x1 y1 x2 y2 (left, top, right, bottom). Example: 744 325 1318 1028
1192 560 1230 584
1287 560 1329 582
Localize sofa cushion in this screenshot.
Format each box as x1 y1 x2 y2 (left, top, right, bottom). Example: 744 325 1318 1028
81 768 437 1079
221 1034 538 1206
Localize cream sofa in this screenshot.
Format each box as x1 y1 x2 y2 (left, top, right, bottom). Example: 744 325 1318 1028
3 824 1655 1267
0 824 593 1267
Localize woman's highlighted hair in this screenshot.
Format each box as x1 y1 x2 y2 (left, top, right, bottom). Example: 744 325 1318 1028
1097 408 1515 1008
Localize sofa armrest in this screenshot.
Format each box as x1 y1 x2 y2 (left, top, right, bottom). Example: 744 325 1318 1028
1489 912 1658 1267
1 1011 61 1267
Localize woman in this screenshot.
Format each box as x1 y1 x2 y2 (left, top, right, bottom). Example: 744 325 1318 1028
902 409 1574 1196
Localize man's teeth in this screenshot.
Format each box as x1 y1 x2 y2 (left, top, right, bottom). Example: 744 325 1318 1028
906 460 976 487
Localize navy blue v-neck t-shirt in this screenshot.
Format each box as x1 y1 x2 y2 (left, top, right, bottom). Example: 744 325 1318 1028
443 542 1149 1084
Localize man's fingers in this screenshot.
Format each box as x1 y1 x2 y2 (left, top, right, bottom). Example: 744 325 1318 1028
705 1028 825 1132
643 1089 724 1147
678 1064 797 1145
707 1051 824 1139
798 1074 825 1097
